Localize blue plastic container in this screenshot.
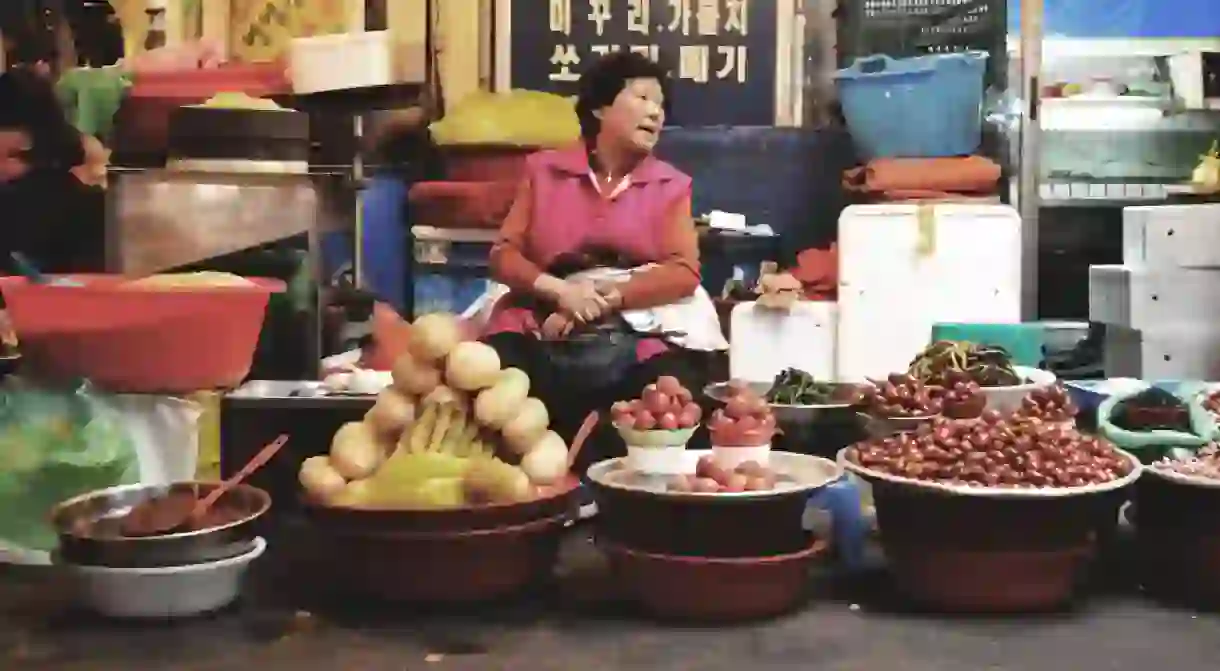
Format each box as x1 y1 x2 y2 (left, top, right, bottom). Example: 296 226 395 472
835 52 989 159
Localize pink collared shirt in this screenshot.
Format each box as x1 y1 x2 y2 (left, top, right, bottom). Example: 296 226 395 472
483 144 701 357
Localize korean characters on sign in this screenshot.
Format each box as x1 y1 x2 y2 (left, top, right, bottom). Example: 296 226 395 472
546 0 750 85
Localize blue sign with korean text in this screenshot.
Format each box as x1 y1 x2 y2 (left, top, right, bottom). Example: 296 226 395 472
508 0 777 126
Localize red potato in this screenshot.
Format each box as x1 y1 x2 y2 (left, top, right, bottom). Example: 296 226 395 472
725 396 753 419
723 473 749 492
633 410 657 430
735 461 768 477
677 404 701 428
658 412 680 430
642 389 671 415
655 375 684 396
668 475 695 492
709 409 734 433
744 476 773 491
733 415 760 434
692 478 722 493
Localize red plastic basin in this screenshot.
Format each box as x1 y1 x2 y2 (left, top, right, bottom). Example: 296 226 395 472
0 275 284 392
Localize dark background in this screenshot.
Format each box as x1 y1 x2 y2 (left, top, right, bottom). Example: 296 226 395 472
508 0 777 126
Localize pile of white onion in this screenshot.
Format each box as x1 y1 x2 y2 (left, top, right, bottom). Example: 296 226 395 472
299 312 569 505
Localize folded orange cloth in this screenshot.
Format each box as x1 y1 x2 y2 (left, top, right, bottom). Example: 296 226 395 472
791 245 838 301
844 156 1001 195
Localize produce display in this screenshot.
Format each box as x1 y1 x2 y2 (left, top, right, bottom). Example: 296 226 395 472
122 271 256 288
298 313 570 509
766 368 859 405
1014 384 1078 423
667 456 781 493
846 413 1134 488
863 374 943 418
932 370 985 419
611 376 703 438
1110 387 1192 433
1152 443 1220 481
1202 389 1220 418
707 380 776 446
908 340 1022 388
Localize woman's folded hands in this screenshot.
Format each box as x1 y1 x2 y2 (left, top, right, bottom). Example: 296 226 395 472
539 280 625 340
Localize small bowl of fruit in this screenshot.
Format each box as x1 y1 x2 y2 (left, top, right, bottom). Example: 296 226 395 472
1013 383 1078 429
934 370 986 420
861 373 943 436
611 376 703 475
707 382 777 470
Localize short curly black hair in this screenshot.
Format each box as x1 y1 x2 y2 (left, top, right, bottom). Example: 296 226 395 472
0 68 83 170
575 51 670 141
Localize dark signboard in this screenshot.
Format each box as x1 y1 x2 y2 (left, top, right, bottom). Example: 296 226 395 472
508 0 777 126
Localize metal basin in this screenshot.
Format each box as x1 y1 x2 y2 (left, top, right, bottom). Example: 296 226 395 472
51 481 270 568
585 451 843 557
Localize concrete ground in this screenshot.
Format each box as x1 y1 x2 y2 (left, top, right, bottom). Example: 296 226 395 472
3 528 1219 671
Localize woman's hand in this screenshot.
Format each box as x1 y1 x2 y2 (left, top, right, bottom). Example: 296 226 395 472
556 280 609 322
539 312 576 340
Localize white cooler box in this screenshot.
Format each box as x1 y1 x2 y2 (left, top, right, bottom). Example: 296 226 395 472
836 204 1023 381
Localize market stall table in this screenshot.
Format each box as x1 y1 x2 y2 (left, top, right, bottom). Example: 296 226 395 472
2 526 1217 671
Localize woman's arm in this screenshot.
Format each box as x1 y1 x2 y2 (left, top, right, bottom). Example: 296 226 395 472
609 192 701 311
488 176 569 301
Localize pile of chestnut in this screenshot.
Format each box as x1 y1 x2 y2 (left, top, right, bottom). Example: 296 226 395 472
708 381 776 446
864 374 943 418
864 372 985 419
611 375 703 431
846 412 1133 489
667 456 780 493
1014 384 1078 423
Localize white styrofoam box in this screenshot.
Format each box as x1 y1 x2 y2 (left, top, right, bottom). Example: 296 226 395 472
837 204 1022 381
290 31 425 94
729 300 837 383
1123 204 1220 269
1104 324 1220 380
1089 264 1220 329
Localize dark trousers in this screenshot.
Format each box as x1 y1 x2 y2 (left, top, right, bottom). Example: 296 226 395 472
483 332 715 472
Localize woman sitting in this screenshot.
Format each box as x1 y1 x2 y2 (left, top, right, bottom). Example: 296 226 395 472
0 66 106 273
481 52 727 468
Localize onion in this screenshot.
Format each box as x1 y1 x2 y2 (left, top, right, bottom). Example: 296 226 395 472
444 341 502 391
408 312 462 363
364 388 416 438
520 431 569 485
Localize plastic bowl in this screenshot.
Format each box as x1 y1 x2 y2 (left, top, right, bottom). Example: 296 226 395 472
841 446 1140 612
604 538 826 621
979 366 1057 414
1 275 283 392
307 514 568 603
59 536 266 618
1133 467 1220 605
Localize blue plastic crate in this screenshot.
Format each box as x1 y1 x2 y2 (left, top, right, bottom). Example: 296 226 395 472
835 51 988 159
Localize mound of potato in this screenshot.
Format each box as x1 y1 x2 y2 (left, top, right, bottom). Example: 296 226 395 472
298 313 569 510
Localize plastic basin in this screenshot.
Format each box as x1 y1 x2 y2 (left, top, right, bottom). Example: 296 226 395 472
1 275 283 392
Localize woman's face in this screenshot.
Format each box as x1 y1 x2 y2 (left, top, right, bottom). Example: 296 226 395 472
597 77 665 154
0 129 31 183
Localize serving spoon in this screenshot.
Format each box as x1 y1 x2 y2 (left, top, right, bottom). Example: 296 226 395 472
120 434 289 537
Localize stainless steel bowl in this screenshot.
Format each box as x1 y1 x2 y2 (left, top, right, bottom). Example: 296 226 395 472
50 481 271 568
704 381 863 430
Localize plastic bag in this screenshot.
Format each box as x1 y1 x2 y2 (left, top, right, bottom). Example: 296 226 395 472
1098 381 1217 464
0 382 140 553
429 90 581 148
